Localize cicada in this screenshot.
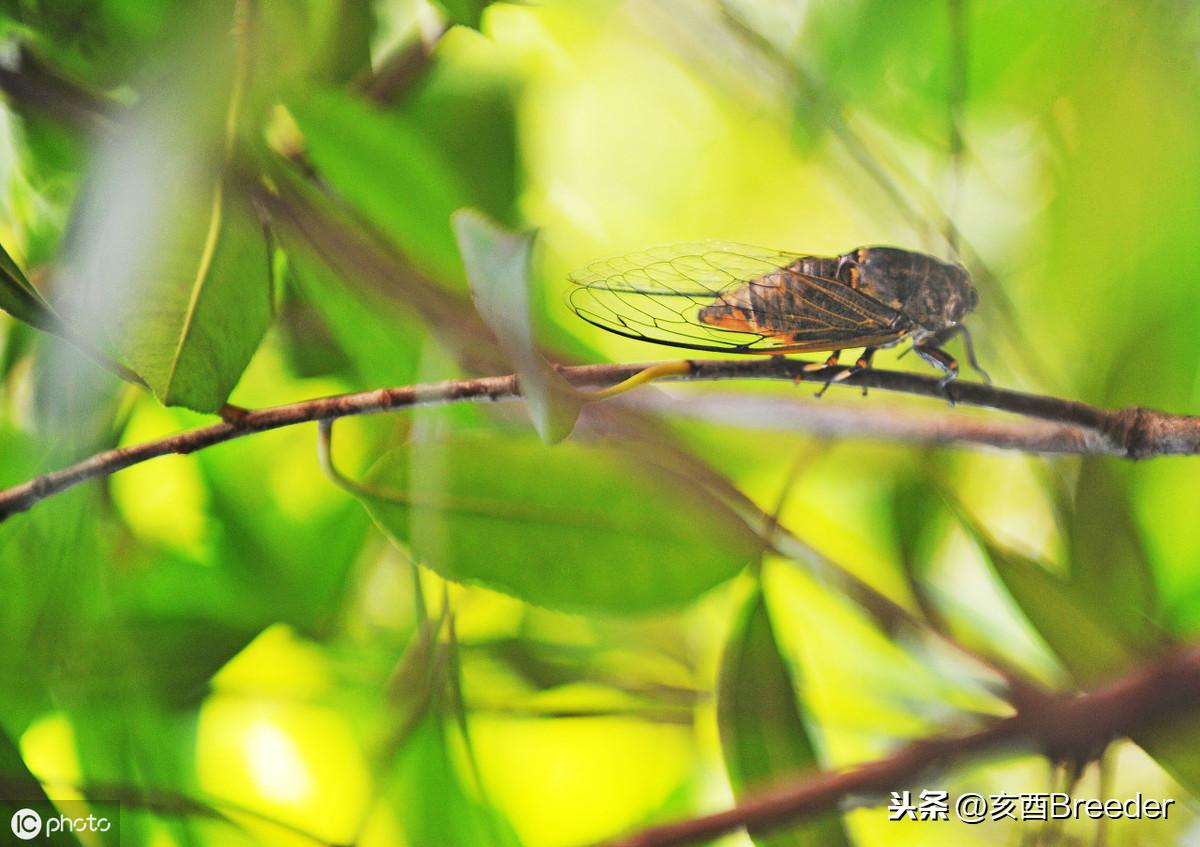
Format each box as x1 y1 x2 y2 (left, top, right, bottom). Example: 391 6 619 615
568 242 986 389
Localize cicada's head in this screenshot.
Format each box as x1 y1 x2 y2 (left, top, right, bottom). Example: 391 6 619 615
940 263 978 327
850 247 979 330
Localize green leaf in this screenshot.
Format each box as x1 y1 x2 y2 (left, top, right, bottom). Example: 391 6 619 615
402 34 521 226
124 196 273 412
887 462 952 627
288 88 468 281
199 440 372 637
0 476 102 722
0 726 83 847
435 0 495 30
1132 717 1200 799
1065 458 1158 645
284 0 375 84
51 20 274 412
718 585 852 847
453 209 580 442
247 0 376 106
67 615 260 708
956 509 1137 684
0 238 65 334
285 249 424 388
389 710 520 847
358 436 760 613
803 0 1096 143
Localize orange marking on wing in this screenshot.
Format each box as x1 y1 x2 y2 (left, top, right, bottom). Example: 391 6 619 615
700 307 758 333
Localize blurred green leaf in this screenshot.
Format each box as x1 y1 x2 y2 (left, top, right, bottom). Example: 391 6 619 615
956 508 1137 684
316 0 374 82
0 0 175 82
403 32 521 226
888 462 951 628
803 0 1097 143
1065 458 1158 646
13 114 87 268
389 710 520 847
359 436 760 613
435 0 493 30
1132 719 1200 799
285 249 424 388
0 238 65 334
258 0 374 86
110 191 272 413
201 458 371 638
111 617 260 706
233 0 377 142
67 704 195 846
288 88 468 281
55 24 273 412
0 477 102 726
718 585 851 847
0 726 83 846
453 209 580 443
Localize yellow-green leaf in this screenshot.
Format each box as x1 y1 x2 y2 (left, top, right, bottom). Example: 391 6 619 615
719 584 852 847
358 436 760 613
0 239 64 334
453 209 580 442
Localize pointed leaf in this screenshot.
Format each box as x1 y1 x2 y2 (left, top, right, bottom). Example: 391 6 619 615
718 585 852 847
1132 718 1200 799
956 508 1138 684
126 195 273 411
1066 458 1157 644
0 239 64 334
55 26 273 412
453 209 580 442
389 711 521 847
0 727 83 847
435 0 496 29
357 436 760 613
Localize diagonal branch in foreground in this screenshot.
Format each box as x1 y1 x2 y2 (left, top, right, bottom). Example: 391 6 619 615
599 646 1200 847
1 357 1199 521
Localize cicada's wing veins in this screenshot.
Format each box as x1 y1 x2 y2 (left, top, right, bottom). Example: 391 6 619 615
568 242 911 354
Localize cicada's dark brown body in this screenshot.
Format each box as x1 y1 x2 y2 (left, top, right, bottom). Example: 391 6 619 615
568 242 985 385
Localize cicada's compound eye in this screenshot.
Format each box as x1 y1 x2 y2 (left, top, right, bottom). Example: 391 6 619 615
964 279 979 314
944 265 978 324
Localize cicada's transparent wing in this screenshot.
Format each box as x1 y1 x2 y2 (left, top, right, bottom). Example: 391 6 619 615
568 242 910 354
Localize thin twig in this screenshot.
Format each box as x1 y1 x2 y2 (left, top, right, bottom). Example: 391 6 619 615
357 17 449 104
1 357 1198 521
946 0 967 253
634 392 1112 454
598 645 1200 847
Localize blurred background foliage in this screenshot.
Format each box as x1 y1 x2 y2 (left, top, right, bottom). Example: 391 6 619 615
0 1 1198 845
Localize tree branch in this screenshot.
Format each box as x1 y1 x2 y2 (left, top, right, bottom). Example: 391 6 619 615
637 391 1112 454
1 357 1198 521
598 645 1200 847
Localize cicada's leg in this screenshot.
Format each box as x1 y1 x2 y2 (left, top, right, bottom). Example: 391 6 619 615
912 338 959 403
805 350 844 398
956 325 990 383
922 324 991 383
814 347 880 398
853 347 878 396
802 350 842 373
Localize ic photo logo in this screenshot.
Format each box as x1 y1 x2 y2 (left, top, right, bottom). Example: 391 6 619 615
10 808 41 840
9 807 114 841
